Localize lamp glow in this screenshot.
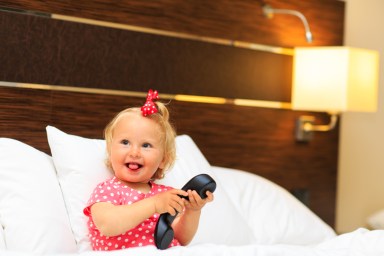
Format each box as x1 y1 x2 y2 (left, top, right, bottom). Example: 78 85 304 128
291 46 379 141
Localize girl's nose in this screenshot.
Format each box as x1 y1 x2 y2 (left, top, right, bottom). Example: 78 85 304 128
129 145 140 158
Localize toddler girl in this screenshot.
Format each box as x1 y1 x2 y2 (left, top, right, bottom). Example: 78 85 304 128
84 89 214 250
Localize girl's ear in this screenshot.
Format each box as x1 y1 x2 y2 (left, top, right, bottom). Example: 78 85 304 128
159 156 167 170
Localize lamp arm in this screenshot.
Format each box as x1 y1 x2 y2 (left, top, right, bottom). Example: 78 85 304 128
303 113 338 132
262 4 313 43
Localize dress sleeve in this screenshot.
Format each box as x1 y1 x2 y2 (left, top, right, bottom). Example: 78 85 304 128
83 179 120 216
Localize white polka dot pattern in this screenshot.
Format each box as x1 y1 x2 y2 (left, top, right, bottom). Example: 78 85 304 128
84 177 180 250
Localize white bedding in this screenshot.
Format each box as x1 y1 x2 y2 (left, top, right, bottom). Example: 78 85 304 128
1 126 383 256
1 228 384 255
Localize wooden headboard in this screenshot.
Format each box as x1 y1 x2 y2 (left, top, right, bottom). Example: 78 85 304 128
0 0 344 227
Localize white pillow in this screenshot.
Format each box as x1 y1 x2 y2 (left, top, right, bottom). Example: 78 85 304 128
0 138 77 254
46 126 255 251
211 166 337 245
157 136 255 245
46 126 112 252
0 227 5 250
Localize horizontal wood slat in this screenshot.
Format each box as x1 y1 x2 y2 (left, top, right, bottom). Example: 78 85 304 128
0 0 344 47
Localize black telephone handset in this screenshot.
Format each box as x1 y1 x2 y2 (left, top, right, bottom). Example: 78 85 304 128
154 174 216 250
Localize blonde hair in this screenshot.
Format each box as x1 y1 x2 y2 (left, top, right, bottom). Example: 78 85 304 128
104 101 176 180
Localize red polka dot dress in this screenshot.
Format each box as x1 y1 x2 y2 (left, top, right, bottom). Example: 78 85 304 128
83 176 181 250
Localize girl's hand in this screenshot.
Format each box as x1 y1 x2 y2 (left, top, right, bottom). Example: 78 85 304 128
153 189 188 216
183 190 214 212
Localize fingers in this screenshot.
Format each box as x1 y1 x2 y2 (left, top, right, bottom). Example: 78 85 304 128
174 189 188 198
183 190 214 212
166 190 185 215
187 190 214 203
170 197 184 215
155 189 214 215
187 190 201 204
154 189 186 215
205 191 214 202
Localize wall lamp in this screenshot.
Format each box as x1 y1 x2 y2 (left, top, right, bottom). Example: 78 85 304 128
262 4 313 43
292 46 379 142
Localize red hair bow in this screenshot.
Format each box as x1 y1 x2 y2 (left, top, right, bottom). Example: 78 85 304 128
141 89 159 116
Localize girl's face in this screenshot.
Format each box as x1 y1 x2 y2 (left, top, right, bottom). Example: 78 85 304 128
109 112 165 187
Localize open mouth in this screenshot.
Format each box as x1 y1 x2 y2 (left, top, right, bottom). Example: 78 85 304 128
126 162 143 171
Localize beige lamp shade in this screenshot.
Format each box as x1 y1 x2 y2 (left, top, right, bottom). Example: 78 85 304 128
291 46 379 113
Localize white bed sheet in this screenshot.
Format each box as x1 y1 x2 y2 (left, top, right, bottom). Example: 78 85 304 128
1 229 383 256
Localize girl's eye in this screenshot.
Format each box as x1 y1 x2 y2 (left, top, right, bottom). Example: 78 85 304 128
121 139 129 145
142 143 152 148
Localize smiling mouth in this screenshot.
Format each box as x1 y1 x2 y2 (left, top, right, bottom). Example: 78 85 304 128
126 163 143 170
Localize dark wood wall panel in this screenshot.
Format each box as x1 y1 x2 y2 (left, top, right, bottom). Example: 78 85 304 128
0 0 344 47
0 86 338 226
0 0 344 102
0 10 292 101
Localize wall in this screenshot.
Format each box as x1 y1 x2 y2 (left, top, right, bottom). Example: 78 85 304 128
336 0 384 233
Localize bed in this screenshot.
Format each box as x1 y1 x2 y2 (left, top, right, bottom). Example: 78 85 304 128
1 126 384 256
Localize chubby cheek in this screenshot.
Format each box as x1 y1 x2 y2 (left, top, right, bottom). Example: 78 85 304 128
110 147 126 168
110 159 129 180
110 158 122 172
